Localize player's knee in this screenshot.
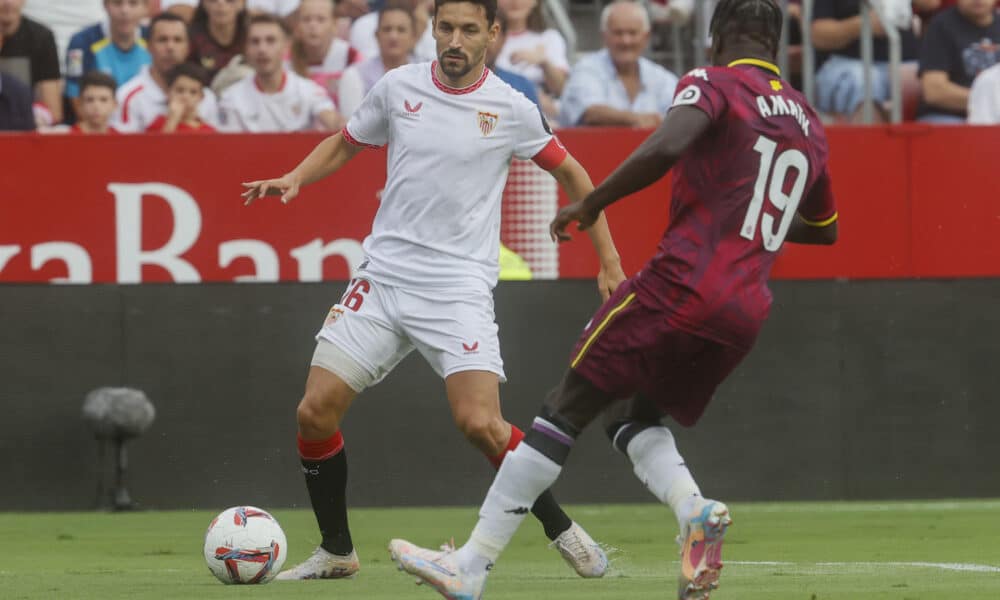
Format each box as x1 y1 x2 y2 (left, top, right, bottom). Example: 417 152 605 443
296 394 341 437
455 413 505 453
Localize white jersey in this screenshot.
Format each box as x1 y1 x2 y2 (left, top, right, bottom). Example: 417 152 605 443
969 63 1000 124
495 29 570 87
113 65 220 133
219 69 336 132
350 13 437 63
343 61 566 291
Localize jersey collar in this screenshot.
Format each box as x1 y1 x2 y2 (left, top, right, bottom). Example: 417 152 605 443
431 61 490 95
727 58 781 76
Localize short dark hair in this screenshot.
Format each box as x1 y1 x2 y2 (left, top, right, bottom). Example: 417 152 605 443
79 70 117 95
166 62 209 88
379 0 418 29
148 12 189 40
247 12 291 36
433 0 497 25
709 0 783 55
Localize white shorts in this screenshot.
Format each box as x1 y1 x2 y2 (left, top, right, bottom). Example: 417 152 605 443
312 278 505 391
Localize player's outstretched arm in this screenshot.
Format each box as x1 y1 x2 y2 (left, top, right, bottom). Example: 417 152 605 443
584 105 711 215
549 153 626 299
550 106 711 242
241 132 364 205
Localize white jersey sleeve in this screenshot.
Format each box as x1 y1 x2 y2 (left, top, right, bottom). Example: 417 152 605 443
511 90 556 161
344 72 390 147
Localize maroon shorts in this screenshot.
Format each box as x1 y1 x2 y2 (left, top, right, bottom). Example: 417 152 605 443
570 279 752 427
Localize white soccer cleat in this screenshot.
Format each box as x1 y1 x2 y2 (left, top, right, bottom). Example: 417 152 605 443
677 499 732 600
389 538 487 600
551 521 609 578
274 546 359 580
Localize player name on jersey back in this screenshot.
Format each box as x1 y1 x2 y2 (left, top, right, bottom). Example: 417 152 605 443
754 94 812 137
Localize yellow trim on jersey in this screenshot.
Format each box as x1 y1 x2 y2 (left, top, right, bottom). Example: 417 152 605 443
90 38 111 54
728 58 781 76
137 38 147 49
801 212 839 227
570 293 637 369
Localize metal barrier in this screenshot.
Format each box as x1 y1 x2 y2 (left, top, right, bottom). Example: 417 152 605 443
545 0 578 60
860 0 904 123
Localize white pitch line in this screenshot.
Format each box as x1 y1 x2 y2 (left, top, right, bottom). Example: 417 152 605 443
729 561 1000 573
739 500 1000 513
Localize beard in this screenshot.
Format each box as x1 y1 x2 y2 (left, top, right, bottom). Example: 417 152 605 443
438 49 474 79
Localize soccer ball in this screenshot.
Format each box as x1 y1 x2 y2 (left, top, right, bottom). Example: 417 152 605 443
203 506 287 584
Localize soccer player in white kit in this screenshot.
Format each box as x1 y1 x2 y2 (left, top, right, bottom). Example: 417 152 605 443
241 0 626 583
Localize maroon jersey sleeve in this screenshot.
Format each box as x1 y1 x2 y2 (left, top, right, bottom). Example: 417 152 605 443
798 168 838 225
670 69 729 122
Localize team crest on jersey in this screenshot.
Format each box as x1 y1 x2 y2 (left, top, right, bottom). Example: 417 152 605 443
477 111 499 136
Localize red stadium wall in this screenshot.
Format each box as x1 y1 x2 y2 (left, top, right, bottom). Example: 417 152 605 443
1 125 998 284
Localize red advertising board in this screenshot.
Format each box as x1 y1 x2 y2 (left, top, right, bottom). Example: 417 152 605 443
1 125 999 284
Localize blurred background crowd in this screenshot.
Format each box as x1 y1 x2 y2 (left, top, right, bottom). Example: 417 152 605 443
0 0 998 134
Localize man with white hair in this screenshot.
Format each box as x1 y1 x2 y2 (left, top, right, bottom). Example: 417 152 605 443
560 0 677 127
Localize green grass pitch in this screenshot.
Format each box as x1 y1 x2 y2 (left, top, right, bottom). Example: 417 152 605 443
3 500 999 599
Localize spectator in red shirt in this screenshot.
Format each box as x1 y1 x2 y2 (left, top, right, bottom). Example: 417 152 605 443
146 62 217 131
73 70 120 133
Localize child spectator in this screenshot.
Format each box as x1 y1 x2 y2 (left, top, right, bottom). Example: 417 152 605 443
146 62 216 131
72 70 120 133
495 0 569 118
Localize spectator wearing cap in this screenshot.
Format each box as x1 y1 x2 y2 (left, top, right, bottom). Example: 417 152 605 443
560 0 678 127
219 13 342 131
918 0 1000 123
0 0 63 124
113 12 221 132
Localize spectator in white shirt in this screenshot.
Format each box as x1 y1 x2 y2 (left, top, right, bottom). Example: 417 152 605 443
289 0 361 101
350 0 435 62
495 0 569 95
114 12 220 131
337 1 415 118
560 0 678 127
968 62 1000 123
220 12 341 131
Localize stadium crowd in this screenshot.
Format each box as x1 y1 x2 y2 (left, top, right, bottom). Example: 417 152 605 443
0 0 998 133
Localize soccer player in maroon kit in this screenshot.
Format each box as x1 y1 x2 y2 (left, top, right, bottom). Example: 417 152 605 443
390 0 839 598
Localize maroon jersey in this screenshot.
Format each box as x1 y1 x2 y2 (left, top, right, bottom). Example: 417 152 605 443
632 60 837 349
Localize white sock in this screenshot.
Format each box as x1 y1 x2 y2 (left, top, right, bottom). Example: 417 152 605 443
626 426 702 530
455 443 563 572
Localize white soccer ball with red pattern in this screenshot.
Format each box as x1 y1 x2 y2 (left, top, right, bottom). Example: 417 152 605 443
203 506 287 584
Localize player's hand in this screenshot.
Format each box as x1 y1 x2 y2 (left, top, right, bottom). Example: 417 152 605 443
550 200 600 242
241 174 301 206
597 259 626 301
